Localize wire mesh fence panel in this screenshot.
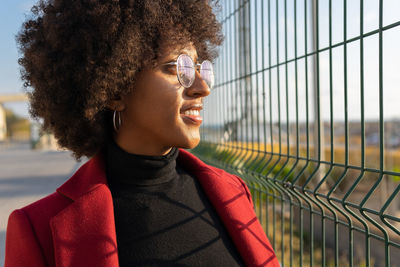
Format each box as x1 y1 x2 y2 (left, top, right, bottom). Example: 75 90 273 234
192 0 400 266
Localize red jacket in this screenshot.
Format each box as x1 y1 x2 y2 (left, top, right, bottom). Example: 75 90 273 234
5 148 279 267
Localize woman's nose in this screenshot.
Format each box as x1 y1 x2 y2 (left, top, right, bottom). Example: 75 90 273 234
186 70 211 97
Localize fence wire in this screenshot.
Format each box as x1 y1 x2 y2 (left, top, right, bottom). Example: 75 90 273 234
191 0 400 266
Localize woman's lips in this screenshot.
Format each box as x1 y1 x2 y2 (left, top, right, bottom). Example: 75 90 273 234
180 114 203 125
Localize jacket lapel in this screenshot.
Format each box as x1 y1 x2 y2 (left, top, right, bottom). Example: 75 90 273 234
50 153 119 267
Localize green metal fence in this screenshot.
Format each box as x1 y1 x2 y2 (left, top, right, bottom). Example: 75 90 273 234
191 0 400 266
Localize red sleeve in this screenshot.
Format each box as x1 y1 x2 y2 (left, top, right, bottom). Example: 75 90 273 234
5 209 47 267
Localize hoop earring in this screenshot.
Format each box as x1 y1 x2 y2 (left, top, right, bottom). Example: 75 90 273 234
113 110 122 132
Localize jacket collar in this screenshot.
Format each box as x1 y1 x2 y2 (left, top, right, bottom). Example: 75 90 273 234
52 149 278 267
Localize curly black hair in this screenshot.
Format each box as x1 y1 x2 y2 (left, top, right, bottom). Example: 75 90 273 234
17 0 223 160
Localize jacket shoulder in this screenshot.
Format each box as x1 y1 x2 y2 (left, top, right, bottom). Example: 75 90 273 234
6 192 72 267
5 209 47 267
204 163 244 186
204 164 254 205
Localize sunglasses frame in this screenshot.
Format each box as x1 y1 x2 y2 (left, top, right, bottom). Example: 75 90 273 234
162 54 214 89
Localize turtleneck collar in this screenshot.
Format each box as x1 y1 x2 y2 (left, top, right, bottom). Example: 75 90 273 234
105 139 179 186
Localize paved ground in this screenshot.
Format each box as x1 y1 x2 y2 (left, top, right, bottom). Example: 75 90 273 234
0 142 85 266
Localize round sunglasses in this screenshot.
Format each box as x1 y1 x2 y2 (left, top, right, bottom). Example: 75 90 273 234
162 54 214 89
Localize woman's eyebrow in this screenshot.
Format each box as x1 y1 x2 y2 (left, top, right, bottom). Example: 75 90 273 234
161 57 178 64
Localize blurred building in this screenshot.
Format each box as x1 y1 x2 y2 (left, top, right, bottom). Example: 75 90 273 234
0 104 6 141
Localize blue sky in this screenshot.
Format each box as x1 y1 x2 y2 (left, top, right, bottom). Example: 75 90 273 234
0 0 35 118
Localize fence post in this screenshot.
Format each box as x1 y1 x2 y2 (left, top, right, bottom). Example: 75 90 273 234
312 0 325 186
238 0 251 127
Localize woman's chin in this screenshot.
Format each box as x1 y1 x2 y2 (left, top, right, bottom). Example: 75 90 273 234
178 135 200 150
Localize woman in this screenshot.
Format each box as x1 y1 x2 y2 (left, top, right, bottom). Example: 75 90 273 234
5 0 279 266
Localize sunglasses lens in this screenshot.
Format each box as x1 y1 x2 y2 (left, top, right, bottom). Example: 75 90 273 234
177 54 195 87
200 60 214 89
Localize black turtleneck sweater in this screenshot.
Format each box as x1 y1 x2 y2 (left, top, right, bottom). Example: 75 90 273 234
105 140 245 266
